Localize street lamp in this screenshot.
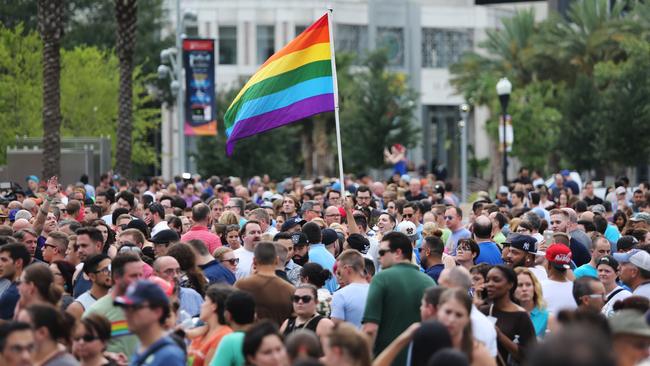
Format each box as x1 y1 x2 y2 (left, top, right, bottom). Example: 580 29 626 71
158 48 184 175
496 77 512 186
459 103 470 203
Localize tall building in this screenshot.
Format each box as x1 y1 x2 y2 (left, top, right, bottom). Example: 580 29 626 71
162 0 547 181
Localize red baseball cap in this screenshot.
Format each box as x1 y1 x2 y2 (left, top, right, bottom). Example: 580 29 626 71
545 244 572 269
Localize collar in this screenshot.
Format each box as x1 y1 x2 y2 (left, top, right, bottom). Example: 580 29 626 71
309 243 325 248
189 225 209 231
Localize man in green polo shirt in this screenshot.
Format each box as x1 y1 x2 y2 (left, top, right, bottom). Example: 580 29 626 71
362 231 435 366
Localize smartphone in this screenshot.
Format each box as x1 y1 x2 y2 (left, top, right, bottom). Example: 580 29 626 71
543 230 554 244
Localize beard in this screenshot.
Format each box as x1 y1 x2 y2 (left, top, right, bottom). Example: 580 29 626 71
293 253 309 266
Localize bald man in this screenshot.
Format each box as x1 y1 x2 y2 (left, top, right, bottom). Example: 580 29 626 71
153 256 203 318
473 216 503 265
11 219 31 233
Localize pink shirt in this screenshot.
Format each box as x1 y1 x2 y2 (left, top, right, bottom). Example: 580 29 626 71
181 225 222 253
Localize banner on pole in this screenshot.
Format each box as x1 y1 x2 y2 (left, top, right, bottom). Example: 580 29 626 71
183 38 217 136
498 114 513 153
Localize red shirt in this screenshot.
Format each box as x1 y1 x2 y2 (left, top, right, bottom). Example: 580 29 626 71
181 225 222 253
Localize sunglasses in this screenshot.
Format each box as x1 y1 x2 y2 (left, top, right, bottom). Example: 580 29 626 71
444 216 455 221
402 213 414 218
221 258 239 265
292 295 313 303
378 249 391 257
74 333 99 343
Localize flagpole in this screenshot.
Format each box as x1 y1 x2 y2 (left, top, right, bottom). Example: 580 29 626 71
327 7 345 195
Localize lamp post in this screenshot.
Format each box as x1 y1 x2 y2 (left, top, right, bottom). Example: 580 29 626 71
496 77 512 187
459 103 470 203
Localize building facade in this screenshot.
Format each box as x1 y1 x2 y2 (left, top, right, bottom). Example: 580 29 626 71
161 0 547 180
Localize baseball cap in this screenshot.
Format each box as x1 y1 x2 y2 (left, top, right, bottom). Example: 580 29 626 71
321 228 338 246
591 204 606 215
151 229 179 246
281 216 306 232
560 169 570 177
114 280 169 308
498 186 509 195
630 212 650 225
291 232 309 246
147 276 174 297
14 210 32 221
25 175 39 184
613 249 650 272
615 186 627 195
504 234 537 254
396 220 417 239
616 235 639 252
347 233 370 254
596 255 619 272
609 310 650 337
433 183 445 196
545 244 572 269
8 209 19 223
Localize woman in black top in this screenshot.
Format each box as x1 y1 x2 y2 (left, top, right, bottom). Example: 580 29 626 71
481 265 536 366
280 284 333 346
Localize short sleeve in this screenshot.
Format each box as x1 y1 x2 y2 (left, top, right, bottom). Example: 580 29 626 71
362 275 384 324
330 290 345 320
518 312 537 356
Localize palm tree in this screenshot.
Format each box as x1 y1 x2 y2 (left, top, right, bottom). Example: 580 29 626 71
38 0 64 179
115 0 138 177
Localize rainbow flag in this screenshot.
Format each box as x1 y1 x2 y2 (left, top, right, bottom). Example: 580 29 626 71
225 14 335 155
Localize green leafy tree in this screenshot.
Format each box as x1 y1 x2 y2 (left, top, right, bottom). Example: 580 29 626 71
340 49 419 173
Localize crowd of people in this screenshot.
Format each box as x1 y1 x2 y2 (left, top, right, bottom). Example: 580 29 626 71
0 169 649 366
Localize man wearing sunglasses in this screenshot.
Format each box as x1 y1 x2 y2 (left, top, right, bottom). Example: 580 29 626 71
362 232 435 366
445 206 470 255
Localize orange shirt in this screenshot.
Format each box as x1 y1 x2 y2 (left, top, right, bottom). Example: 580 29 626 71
188 325 232 366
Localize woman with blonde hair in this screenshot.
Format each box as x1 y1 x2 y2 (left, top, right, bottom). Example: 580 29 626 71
218 211 239 226
514 267 549 338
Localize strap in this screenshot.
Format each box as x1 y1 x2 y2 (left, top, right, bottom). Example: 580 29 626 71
606 288 625 303
132 340 174 366
489 304 494 317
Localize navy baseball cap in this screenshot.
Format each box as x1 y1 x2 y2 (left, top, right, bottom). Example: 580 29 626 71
281 216 306 232
114 280 169 307
504 234 537 253
321 228 338 246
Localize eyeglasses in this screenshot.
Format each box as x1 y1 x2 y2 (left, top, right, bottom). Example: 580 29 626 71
221 258 239 265
292 295 313 303
6 343 34 354
119 224 129 230
163 268 182 276
43 243 58 250
325 214 341 218
73 333 99 343
444 216 455 221
94 266 111 275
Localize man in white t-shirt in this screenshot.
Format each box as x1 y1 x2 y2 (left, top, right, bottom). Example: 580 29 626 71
234 221 262 279
541 244 577 315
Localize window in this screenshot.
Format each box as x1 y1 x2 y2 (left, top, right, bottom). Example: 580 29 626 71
421 28 473 68
256 25 275 64
376 27 404 67
218 26 237 65
336 24 368 57
295 25 308 37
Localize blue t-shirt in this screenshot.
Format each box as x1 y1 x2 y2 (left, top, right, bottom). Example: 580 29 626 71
574 263 598 279
0 282 19 320
330 282 370 328
605 224 621 252
425 264 444 283
448 228 472 255
129 336 185 366
475 241 504 265
200 260 236 285
308 244 338 293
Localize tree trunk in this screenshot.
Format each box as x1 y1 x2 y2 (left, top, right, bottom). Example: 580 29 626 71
300 122 314 178
115 0 138 178
313 116 332 177
38 0 64 179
